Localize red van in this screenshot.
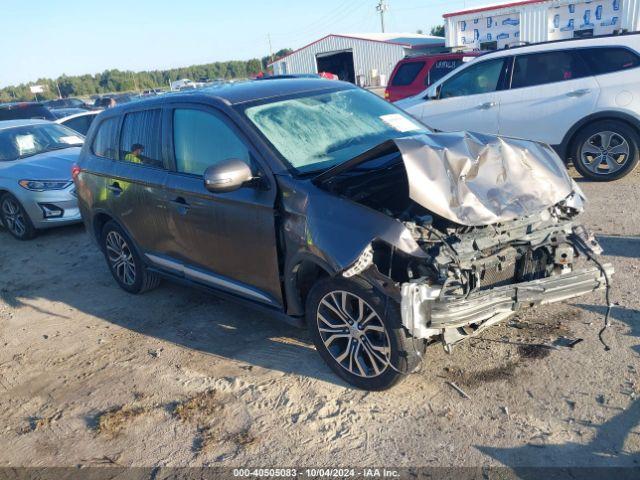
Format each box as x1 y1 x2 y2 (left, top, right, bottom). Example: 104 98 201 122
385 52 480 102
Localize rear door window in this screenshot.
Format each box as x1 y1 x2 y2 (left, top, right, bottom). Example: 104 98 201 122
579 47 640 75
391 62 426 86
511 50 590 89
119 109 163 167
63 115 93 136
427 59 464 86
172 108 251 176
439 58 506 99
91 117 119 160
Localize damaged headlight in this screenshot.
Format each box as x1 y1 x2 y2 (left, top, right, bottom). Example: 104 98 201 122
342 245 374 278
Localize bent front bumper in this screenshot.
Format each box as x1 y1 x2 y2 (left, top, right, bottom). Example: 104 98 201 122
400 264 613 340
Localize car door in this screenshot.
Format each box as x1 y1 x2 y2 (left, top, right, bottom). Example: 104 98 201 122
413 57 509 135
159 105 282 307
79 115 120 225
497 49 599 145
108 108 172 255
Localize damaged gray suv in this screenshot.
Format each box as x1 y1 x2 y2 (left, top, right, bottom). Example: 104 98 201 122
75 79 612 390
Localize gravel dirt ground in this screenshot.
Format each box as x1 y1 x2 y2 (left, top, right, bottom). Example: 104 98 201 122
0 169 638 469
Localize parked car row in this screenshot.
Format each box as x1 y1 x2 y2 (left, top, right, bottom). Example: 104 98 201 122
393 33 640 181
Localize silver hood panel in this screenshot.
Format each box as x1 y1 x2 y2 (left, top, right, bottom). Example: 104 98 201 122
394 132 583 226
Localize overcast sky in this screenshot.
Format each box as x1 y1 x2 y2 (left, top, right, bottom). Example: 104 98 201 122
0 0 489 87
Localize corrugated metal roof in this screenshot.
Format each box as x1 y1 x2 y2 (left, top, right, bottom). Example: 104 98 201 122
269 33 444 67
334 33 446 46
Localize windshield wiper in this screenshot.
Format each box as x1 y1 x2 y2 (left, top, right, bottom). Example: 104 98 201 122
313 140 399 185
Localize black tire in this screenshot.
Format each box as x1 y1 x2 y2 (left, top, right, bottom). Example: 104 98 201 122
305 276 424 390
0 193 37 240
572 120 640 181
100 220 160 294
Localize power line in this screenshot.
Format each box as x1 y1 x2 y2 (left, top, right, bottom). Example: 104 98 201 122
269 0 371 49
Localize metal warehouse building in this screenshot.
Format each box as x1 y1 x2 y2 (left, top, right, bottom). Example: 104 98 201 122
444 0 640 50
269 33 445 87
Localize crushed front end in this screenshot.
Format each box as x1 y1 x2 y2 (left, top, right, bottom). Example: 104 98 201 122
398 206 613 350
318 132 614 351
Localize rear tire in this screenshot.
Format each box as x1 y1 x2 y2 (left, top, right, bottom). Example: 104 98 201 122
572 120 640 181
0 193 37 240
305 276 424 390
101 220 160 294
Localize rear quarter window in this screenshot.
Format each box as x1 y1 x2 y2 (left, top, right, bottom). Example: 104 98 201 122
580 47 640 75
391 62 426 86
511 50 589 89
91 117 119 160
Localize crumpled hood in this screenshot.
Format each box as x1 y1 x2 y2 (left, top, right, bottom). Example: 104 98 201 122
394 132 584 226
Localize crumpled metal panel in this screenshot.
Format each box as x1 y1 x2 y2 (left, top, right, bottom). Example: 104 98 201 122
394 132 584 226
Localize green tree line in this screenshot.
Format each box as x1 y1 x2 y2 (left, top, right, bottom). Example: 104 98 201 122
0 49 292 103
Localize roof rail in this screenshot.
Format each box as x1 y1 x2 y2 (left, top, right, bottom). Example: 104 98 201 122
495 29 638 52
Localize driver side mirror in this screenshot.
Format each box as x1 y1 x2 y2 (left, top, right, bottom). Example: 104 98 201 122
203 158 255 193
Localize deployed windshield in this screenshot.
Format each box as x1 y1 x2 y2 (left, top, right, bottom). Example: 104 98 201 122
244 88 429 174
0 123 83 161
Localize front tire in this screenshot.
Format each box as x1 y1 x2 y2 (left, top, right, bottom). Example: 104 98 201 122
572 120 640 181
305 276 424 390
0 193 36 240
101 220 160 294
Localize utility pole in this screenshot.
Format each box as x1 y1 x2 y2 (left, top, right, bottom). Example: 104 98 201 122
376 0 388 33
268 34 274 63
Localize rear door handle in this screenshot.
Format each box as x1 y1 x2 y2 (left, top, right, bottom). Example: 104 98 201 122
477 101 496 110
107 182 122 195
566 89 591 97
170 197 190 214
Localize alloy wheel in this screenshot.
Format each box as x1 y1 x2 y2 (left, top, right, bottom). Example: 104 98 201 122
316 290 391 378
580 131 630 175
105 231 136 286
2 197 27 238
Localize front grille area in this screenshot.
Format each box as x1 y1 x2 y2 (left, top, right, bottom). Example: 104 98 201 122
479 262 517 290
517 248 550 283
466 247 551 292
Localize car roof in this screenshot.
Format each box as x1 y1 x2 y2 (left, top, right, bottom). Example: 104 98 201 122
0 119 52 130
400 51 481 62
54 110 100 122
110 79 355 112
0 101 47 109
477 32 640 60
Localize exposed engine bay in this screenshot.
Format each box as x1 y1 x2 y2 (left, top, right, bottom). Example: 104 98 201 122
315 133 613 351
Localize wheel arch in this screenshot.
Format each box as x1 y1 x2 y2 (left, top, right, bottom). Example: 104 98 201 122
284 253 335 318
92 211 114 245
558 111 640 161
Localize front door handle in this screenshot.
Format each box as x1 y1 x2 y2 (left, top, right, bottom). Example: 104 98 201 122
566 89 591 97
107 182 122 195
170 197 190 214
477 101 496 110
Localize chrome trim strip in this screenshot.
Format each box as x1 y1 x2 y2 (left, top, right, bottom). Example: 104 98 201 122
145 253 274 305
